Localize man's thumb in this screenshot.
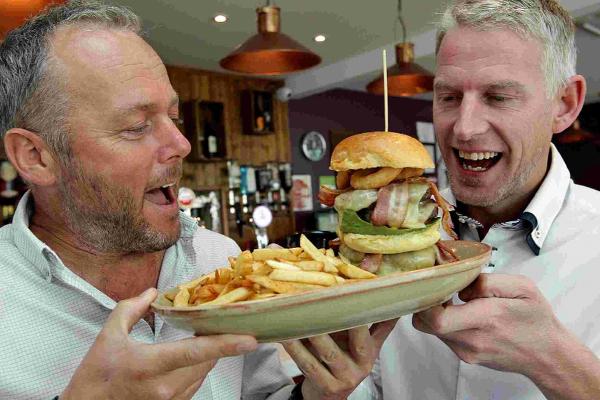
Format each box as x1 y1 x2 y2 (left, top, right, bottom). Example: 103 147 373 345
105 287 157 334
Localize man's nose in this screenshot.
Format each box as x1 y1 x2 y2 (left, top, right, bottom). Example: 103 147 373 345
157 119 191 163
453 95 488 142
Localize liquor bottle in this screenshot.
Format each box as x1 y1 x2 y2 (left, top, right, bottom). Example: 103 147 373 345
278 163 292 210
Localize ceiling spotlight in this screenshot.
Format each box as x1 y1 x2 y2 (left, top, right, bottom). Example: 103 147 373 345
213 14 228 23
314 34 326 42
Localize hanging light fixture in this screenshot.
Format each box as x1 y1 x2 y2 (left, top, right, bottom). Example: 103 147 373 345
0 0 66 39
366 0 433 97
219 0 321 75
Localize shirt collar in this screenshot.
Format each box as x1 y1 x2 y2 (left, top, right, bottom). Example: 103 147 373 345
520 143 571 254
12 191 199 280
443 143 571 256
11 191 59 280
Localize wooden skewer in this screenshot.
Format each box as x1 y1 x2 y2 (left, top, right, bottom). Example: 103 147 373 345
383 49 388 132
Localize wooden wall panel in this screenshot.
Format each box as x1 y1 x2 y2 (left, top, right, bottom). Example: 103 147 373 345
167 64 292 188
167 65 295 245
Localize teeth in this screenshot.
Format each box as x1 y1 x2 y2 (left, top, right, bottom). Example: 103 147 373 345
462 163 488 171
161 183 175 189
458 150 499 160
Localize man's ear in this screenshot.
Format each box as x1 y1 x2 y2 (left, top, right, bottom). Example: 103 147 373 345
3 128 59 186
552 75 586 134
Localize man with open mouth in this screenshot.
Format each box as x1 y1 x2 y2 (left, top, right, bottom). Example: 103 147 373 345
362 0 600 399
0 2 393 400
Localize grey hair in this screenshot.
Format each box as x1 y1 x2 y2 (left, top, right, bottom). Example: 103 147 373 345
0 0 141 164
436 0 577 98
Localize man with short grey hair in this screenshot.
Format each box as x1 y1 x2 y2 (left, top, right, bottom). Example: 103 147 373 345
0 1 395 399
366 0 600 398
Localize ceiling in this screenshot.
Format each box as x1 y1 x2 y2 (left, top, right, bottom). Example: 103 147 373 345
107 0 600 102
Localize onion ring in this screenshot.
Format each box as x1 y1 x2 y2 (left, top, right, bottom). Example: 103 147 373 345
350 167 401 189
395 168 425 181
336 171 351 189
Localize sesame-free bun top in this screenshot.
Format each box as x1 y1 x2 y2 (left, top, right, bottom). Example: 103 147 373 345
330 131 434 171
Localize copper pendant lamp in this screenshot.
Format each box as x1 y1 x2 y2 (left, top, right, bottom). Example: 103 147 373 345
366 0 433 96
0 0 65 39
219 1 321 75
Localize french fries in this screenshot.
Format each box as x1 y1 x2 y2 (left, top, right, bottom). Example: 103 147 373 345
166 234 376 307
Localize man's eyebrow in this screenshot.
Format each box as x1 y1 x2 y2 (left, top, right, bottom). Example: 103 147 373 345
433 81 527 93
486 81 527 92
433 82 458 92
115 93 180 117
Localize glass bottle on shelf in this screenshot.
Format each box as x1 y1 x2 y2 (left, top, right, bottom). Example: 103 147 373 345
201 106 221 159
278 163 292 210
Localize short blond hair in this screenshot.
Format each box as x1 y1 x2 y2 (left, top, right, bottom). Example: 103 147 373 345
436 0 577 98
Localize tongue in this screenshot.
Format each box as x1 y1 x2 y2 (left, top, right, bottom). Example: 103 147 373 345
144 188 169 205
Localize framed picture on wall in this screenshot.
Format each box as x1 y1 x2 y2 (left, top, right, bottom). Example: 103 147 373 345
291 174 313 212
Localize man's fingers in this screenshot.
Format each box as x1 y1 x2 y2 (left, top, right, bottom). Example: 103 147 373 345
306 334 354 378
369 319 399 349
174 376 208 400
164 361 215 400
104 287 158 335
347 326 372 364
413 303 483 336
151 334 257 372
282 339 336 385
459 273 536 302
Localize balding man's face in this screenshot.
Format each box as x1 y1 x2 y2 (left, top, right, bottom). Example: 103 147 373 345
49 27 191 253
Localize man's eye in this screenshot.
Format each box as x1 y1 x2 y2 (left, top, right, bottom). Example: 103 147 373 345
488 94 508 103
125 122 151 137
170 117 183 125
437 94 459 103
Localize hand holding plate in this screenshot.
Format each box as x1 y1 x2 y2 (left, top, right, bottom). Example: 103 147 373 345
283 320 398 400
412 273 568 378
61 288 257 400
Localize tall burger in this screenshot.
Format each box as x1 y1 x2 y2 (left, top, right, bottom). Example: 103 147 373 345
318 131 458 275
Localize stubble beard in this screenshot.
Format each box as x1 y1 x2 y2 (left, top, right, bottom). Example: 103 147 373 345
57 159 180 254
448 155 539 209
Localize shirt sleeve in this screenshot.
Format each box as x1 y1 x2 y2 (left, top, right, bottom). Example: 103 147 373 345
241 343 295 400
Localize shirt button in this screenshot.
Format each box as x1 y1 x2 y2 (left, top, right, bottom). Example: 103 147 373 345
534 229 542 238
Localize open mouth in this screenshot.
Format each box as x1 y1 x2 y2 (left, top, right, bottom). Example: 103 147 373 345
144 183 177 206
455 149 502 172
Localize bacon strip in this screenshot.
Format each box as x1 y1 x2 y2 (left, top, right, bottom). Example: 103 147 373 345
371 183 410 227
435 241 460 264
328 238 341 248
317 185 349 207
360 253 383 273
407 177 458 240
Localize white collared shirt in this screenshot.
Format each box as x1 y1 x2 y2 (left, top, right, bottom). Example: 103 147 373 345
0 193 294 399
368 144 600 399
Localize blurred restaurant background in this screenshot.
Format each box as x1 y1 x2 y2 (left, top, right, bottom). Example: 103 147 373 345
2 0 600 249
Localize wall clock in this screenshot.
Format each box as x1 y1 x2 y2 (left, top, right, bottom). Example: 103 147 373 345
301 131 327 162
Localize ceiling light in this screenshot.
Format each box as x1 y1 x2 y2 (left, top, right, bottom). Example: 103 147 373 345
314 34 326 42
0 0 66 38
219 1 321 75
366 0 433 97
213 14 228 23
